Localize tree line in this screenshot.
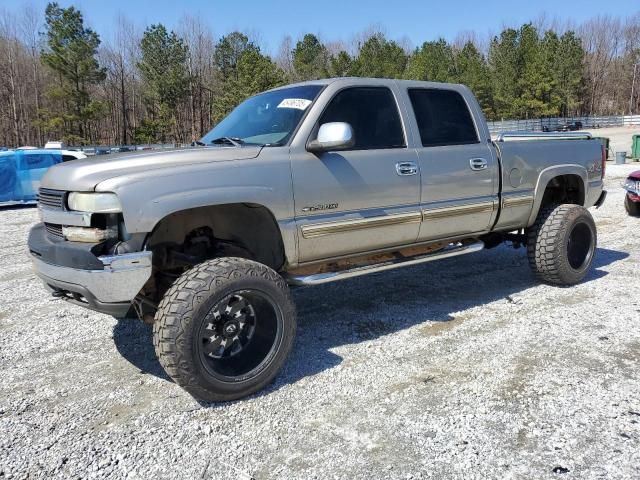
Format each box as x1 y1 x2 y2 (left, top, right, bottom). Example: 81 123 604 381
0 3 639 147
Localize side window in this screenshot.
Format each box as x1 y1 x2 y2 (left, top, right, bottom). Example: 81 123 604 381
408 89 479 147
319 87 405 150
20 153 59 170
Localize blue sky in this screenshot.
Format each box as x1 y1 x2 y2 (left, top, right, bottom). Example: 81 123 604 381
1 0 636 53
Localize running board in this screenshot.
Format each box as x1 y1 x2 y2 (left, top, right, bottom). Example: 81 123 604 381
286 240 484 286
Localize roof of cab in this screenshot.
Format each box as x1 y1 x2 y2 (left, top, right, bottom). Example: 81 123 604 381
268 77 467 92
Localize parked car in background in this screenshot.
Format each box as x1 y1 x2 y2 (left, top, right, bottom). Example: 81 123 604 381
113 146 134 153
624 170 640 216
0 149 86 206
95 147 112 155
559 121 583 132
542 121 583 132
44 141 65 149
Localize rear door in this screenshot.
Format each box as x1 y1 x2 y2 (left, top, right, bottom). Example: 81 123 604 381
406 88 499 241
291 86 421 263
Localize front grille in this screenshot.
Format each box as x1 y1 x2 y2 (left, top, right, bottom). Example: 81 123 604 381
38 188 65 210
45 223 64 239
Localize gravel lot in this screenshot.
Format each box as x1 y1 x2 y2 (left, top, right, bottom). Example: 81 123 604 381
1 149 639 479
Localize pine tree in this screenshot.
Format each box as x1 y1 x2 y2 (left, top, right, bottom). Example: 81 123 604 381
137 24 189 142
213 37 285 122
554 31 585 117
405 38 456 82
40 2 106 144
488 28 520 119
454 42 495 119
329 51 353 77
351 34 407 78
292 34 329 80
515 24 556 118
214 32 251 81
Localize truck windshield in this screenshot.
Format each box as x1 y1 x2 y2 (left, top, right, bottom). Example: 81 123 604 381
201 85 324 146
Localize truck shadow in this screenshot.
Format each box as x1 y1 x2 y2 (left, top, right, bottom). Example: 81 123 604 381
111 245 628 402
0 204 36 211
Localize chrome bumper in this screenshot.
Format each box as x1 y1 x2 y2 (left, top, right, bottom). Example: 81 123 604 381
32 251 152 313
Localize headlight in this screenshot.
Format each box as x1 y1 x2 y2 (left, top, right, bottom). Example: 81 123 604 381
623 179 640 194
67 192 122 213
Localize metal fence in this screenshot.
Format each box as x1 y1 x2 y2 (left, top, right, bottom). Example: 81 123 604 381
487 115 640 135
69 143 190 156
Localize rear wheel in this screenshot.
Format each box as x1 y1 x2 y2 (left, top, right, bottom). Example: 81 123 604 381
526 204 597 285
153 257 296 402
625 195 640 216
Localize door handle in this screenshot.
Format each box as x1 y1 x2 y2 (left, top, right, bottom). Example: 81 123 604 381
469 158 488 171
396 162 418 176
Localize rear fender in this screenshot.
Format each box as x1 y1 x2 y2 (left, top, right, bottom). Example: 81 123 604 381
527 164 588 227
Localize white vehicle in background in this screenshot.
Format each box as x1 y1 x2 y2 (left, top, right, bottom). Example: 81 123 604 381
44 141 65 150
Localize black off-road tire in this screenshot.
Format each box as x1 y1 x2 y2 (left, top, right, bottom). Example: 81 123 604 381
526 204 597 286
153 257 296 402
625 195 640 216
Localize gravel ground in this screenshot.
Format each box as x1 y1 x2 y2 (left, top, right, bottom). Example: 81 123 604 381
1 162 639 479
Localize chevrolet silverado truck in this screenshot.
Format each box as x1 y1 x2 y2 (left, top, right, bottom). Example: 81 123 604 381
29 78 607 402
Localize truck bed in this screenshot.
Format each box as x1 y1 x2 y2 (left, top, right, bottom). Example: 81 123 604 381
492 133 604 232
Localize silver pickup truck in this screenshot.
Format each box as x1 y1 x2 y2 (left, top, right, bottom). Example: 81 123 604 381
29 78 607 401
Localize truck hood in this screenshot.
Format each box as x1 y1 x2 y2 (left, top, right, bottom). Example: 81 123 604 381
41 146 262 191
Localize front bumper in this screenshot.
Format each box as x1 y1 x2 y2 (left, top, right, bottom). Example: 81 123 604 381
28 223 152 317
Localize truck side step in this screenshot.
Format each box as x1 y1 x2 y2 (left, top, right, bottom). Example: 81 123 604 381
286 240 485 286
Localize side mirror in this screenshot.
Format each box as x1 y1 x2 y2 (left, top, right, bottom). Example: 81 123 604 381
307 122 355 153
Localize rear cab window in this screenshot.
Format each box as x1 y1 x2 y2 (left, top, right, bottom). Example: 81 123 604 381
408 89 479 147
319 87 406 150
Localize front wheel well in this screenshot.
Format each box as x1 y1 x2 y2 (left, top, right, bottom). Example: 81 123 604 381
141 203 286 304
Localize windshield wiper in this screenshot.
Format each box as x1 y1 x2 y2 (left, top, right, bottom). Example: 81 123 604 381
210 136 243 147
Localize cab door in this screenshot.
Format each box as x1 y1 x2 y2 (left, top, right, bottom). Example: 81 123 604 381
291 86 421 263
405 88 499 241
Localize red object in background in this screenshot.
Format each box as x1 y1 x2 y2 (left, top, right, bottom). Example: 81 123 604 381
629 170 640 202
625 170 640 216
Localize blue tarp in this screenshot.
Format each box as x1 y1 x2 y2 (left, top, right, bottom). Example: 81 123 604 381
0 149 63 206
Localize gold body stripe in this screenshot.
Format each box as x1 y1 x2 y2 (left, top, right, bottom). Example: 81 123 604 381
301 200 500 239
421 201 495 220
503 195 534 208
301 211 422 239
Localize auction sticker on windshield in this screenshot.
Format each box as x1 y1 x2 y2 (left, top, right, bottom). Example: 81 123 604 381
277 98 312 110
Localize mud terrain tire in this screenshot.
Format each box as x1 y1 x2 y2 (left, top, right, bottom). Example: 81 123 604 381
526 204 597 286
153 257 296 402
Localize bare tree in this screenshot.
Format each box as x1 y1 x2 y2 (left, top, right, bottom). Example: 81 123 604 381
0 9 22 145
180 14 215 140
580 15 623 115
19 3 43 145
275 35 294 75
